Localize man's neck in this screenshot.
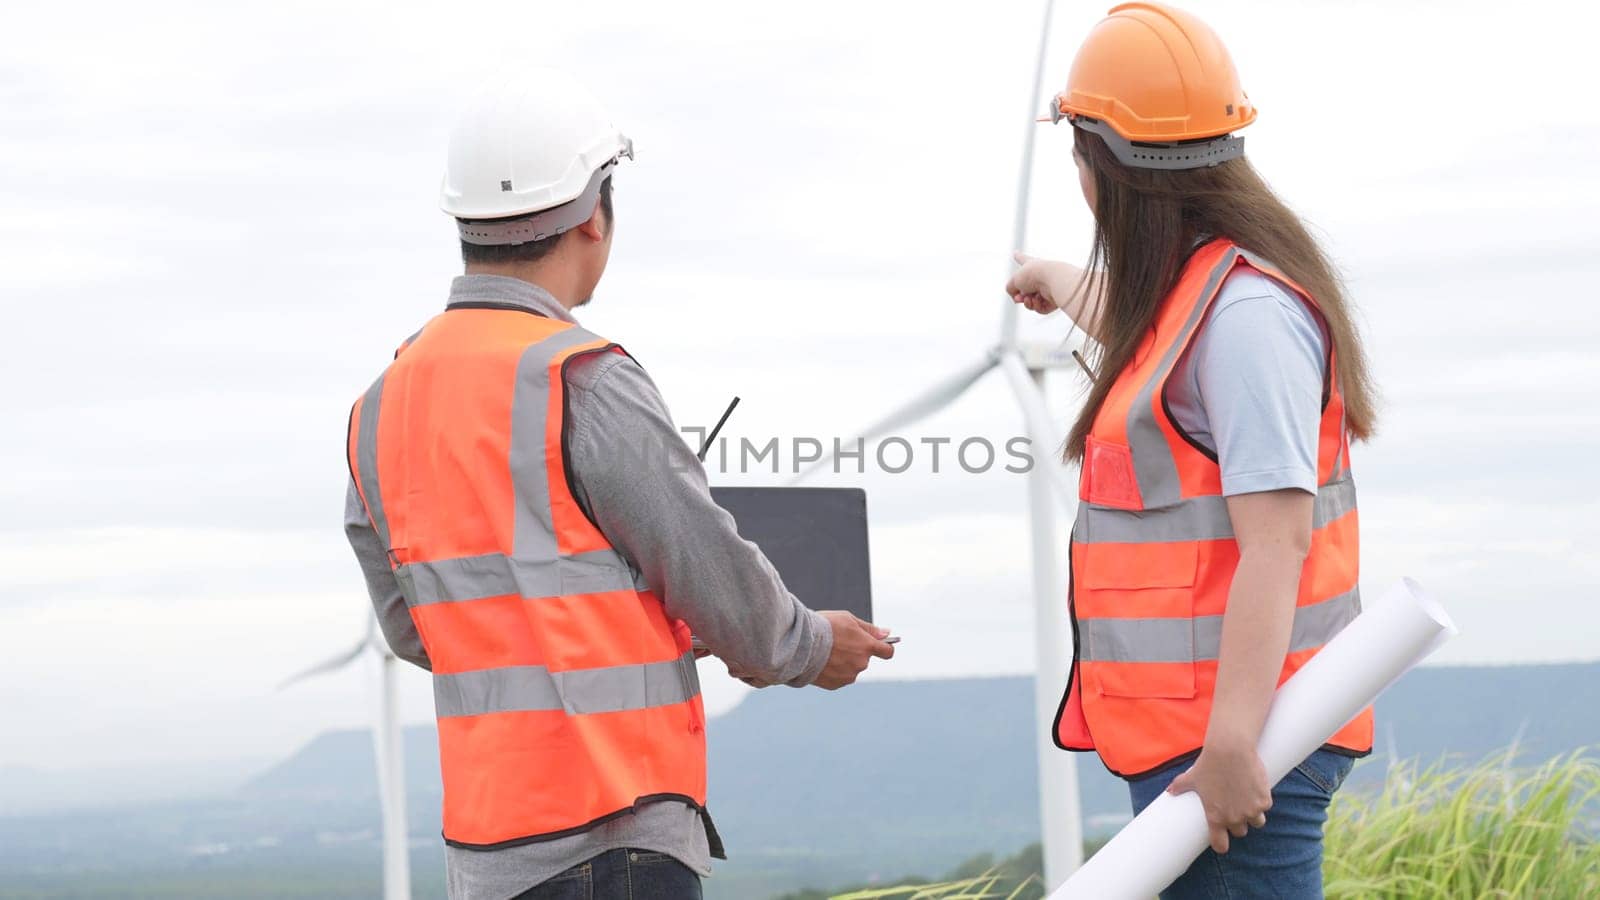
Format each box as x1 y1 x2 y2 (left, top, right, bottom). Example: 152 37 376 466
463 263 582 311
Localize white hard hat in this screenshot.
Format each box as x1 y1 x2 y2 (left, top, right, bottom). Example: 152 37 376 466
440 69 634 246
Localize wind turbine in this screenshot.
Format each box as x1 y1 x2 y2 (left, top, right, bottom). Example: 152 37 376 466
794 0 1086 886
281 613 412 900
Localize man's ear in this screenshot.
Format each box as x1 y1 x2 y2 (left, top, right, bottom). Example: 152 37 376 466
574 202 605 242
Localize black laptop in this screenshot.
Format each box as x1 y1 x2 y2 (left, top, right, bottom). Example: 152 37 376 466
709 486 874 623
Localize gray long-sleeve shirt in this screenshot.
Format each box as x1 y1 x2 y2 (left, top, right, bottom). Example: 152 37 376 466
344 274 833 899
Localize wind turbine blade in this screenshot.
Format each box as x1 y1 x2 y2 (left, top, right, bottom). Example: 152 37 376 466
791 353 999 483
1001 0 1059 350
998 350 1077 514
278 636 369 690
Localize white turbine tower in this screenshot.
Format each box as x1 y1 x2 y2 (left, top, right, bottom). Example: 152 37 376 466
281 614 412 900
795 0 1086 886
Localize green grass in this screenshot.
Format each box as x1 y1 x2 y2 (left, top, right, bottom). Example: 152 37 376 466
826 877 1037 900
803 751 1600 900
773 845 1046 900
1323 751 1600 899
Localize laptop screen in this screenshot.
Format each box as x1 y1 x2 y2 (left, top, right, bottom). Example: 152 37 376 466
708 486 873 624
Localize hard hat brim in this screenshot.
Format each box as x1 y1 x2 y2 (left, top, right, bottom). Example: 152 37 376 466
456 158 619 247
1064 114 1246 171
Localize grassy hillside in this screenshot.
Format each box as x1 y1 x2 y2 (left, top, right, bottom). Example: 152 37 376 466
783 752 1600 899
2 664 1597 899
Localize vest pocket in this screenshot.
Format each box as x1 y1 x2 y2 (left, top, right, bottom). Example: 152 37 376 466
1082 436 1143 510
1078 540 1199 700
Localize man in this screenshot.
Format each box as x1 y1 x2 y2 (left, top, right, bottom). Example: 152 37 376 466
343 70 895 899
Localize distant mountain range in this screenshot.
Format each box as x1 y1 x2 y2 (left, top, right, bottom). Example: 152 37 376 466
3 662 1597 899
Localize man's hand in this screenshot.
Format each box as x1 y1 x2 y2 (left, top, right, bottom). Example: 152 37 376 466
1166 743 1272 854
812 611 895 690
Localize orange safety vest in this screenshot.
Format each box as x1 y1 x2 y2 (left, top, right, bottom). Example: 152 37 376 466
1054 238 1374 778
346 301 715 851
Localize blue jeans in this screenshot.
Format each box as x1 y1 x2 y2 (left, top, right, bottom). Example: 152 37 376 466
1128 749 1355 899
510 848 702 900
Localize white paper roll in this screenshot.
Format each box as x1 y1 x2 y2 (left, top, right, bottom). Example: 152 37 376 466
1050 578 1457 899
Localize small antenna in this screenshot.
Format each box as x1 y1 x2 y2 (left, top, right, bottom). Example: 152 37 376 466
697 396 740 462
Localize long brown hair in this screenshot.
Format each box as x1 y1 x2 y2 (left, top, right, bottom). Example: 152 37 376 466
1063 127 1377 460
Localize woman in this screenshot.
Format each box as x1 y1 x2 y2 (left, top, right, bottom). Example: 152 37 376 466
1006 4 1377 897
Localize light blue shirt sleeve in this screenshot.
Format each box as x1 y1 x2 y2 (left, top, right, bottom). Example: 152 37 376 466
1164 268 1328 496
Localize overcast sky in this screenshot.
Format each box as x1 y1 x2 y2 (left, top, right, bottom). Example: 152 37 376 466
2 0 1597 775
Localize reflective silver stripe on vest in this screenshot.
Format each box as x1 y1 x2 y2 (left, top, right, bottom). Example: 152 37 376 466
1078 587 1361 664
434 651 701 718
1074 477 1357 545
353 374 393 551
508 326 615 563
394 549 650 606
1328 429 1349 483
1124 247 1241 509
362 321 648 612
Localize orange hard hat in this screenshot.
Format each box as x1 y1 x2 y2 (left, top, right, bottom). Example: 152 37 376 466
1051 2 1256 170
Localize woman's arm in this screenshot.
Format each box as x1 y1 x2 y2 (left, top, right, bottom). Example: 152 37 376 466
1005 252 1106 343
1167 488 1312 854
1214 489 1313 745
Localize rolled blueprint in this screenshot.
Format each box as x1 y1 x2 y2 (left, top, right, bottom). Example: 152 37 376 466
1050 578 1457 899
